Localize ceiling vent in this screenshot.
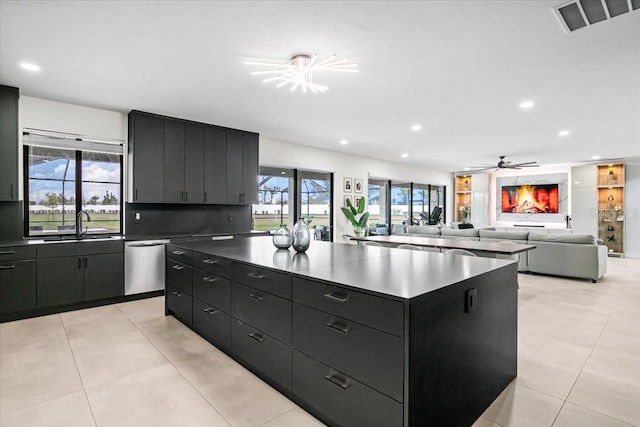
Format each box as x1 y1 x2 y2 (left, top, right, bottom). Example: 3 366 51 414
554 0 639 33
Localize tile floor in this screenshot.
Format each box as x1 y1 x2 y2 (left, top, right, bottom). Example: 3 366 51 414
1 257 639 427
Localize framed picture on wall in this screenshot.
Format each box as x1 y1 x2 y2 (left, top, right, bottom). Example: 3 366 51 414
344 195 353 207
354 178 363 193
343 177 353 193
355 196 364 208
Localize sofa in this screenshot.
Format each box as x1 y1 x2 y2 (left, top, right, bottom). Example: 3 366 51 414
396 225 607 283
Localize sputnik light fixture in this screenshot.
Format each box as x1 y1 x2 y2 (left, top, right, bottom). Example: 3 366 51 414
244 53 358 94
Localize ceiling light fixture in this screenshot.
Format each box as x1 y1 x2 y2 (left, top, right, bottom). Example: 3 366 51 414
20 62 41 72
519 100 535 109
401 153 409 158
558 130 570 136
340 140 349 145
591 155 601 160
244 53 358 94
411 125 422 131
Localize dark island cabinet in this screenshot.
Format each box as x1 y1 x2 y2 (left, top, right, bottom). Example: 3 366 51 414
129 112 164 202
164 239 518 427
37 241 124 308
0 85 19 201
0 246 36 314
129 110 258 205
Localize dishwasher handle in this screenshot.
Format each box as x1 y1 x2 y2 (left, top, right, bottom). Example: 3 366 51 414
126 242 168 248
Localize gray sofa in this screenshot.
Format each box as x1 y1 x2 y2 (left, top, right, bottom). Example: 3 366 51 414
397 226 607 283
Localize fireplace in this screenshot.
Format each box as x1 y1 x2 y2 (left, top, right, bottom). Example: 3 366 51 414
501 184 559 214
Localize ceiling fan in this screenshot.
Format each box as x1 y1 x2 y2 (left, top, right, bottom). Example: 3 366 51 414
468 156 539 171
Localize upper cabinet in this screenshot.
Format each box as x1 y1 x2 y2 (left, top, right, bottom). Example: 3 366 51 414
128 111 259 205
0 85 19 201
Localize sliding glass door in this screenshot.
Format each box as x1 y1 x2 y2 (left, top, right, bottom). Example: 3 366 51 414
297 170 332 241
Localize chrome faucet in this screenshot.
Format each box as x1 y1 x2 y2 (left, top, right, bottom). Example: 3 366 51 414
76 210 91 238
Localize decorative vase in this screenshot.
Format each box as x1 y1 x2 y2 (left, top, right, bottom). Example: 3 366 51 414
292 218 311 252
272 224 293 249
353 226 367 237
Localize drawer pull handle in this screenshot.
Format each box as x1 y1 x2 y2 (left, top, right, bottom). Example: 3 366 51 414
324 374 349 390
203 259 218 264
0 264 16 270
172 265 185 270
173 291 182 297
248 332 264 343
0 250 16 255
324 321 349 334
203 307 220 315
172 250 185 255
324 292 349 303
248 293 263 302
248 272 264 279
203 276 218 283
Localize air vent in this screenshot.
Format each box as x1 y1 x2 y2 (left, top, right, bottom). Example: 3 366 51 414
554 0 637 33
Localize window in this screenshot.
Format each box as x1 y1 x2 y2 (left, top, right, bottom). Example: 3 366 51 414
23 130 124 237
368 179 389 226
391 182 411 227
412 184 430 223
252 167 333 241
253 167 294 230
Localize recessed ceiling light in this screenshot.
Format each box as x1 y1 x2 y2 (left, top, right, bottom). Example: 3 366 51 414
558 130 570 137
464 167 470 171
591 155 600 160
401 153 408 158
574 181 581 184
411 125 422 132
519 100 534 109
20 62 41 72
340 140 348 145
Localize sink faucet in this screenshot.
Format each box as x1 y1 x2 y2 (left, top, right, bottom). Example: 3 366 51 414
76 210 91 238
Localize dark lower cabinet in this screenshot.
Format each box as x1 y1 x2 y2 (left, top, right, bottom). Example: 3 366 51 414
292 350 403 427
37 257 84 307
193 298 230 350
231 319 292 390
166 284 193 325
0 260 36 314
83 252 124 300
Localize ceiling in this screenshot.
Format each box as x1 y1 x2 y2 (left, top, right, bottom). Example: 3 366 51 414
1 1 639 172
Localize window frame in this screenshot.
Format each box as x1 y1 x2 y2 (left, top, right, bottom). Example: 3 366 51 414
23 139 124 238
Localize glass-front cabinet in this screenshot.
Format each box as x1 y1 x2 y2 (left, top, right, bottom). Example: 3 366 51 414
596 163 625 256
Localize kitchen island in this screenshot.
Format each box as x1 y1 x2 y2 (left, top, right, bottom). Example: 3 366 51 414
165 236 518 427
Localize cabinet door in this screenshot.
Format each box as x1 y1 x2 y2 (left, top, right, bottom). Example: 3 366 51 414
131 113 164 202
226 130 244 203
204 126 227 204
184 124 205 203
83 253 124 300
0 260 36 314
37 257 83 307
163 119 186 202
241 132 259 204
0 86 19 201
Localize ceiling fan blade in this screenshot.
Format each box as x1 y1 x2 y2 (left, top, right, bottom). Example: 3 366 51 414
510 161 538 167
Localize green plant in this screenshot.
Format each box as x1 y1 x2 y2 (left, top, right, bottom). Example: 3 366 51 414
341 197 369 234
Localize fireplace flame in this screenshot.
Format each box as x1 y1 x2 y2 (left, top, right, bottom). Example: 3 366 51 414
503 185 558 213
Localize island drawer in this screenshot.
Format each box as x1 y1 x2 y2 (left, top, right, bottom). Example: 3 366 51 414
193 252 230 278
293 303 403 402
231 262 291 299
292 350 403 427
166 284 192 326
292 277 404 337
166 260 193 294
231 282 291 345
166 245 192 265
231 319 291 390
193 297 230 351
0 246 36 261
192 270 230 313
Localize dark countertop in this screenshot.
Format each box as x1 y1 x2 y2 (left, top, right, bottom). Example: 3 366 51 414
0 230 267 247
172 236 513 300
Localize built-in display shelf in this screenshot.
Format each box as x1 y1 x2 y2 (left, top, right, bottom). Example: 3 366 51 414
596 163 625 256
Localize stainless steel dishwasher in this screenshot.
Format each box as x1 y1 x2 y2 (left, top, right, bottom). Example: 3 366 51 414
124 240 170 295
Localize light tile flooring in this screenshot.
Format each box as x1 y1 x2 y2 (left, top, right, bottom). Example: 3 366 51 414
1 257 639 427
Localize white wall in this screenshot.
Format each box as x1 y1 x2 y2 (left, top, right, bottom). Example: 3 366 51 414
18 96 127 198
260 138 453 241
625 162 640 258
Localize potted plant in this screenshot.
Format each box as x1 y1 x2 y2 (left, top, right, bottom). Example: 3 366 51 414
341 197 370 237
